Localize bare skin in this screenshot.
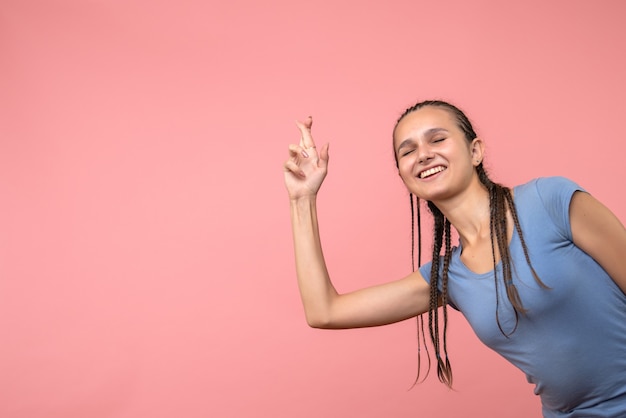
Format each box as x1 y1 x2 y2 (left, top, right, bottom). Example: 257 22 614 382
284 117 431 329
570 191 626 294
283 109 626 330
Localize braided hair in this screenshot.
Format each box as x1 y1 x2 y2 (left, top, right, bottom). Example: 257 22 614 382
394 100 547 388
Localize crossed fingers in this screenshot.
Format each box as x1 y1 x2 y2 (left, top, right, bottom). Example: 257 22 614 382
284 117 315 175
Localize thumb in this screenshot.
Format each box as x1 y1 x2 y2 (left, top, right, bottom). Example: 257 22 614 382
318 143 330 168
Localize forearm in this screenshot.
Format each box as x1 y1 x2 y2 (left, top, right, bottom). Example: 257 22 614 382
290 196 339 327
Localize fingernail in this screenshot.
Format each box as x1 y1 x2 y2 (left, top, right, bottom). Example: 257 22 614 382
302 150 309 158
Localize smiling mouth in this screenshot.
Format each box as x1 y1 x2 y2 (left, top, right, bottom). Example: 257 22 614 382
419 166 446 179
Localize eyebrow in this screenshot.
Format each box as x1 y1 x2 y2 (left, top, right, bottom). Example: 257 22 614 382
396 128 449 153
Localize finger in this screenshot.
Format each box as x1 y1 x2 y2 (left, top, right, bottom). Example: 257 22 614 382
283 160 305 177
318 143 330 168
288 143 310 159
295 116 316 149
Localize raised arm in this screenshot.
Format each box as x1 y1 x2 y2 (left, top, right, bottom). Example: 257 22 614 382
570 191 626 294
284 117 431 329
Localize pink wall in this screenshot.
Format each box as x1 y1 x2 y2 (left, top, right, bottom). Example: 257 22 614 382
1 1 625 417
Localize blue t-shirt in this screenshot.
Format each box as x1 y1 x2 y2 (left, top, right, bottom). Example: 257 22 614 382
420 177 626 417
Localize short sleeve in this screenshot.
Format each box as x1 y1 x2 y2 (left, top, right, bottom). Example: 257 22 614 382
534 176 585 240
418 259 459 311
419 262 433 284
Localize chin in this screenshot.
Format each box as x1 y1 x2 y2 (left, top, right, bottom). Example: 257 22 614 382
413 188 456 204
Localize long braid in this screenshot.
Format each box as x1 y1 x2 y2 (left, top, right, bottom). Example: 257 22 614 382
497 187 526 324
427 203 444 365
409 194 431 389
438 218 453 386
426 202 453 387
492 174 522 335
477 163 548 334
487 180 505 334
410 194 416 273
504 191 549 289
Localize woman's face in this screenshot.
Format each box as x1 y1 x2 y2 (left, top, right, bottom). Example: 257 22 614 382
393 106 483 202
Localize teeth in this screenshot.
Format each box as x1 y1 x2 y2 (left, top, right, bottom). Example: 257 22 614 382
420 166 445 178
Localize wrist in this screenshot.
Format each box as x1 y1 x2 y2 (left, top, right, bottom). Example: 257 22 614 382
289 194 318 205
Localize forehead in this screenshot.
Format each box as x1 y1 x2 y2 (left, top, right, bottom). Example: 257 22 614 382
393 106 458 146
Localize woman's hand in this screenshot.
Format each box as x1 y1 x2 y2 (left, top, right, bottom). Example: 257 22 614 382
283 117 330 201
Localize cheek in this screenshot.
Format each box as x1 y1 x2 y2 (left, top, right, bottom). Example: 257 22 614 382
398 167 416 188
397 160 411 178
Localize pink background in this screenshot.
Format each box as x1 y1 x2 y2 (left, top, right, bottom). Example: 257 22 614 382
1 1 625 417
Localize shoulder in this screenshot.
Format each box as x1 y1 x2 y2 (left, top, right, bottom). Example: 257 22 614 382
515 176 584 197
515 176 584 208
515 176 586 238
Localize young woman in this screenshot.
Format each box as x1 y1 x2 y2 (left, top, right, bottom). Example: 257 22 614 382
283 100 626 417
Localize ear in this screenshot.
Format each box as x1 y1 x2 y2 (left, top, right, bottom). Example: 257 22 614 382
470 138 485 166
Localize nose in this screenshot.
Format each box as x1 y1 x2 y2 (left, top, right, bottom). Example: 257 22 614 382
417 144 434 164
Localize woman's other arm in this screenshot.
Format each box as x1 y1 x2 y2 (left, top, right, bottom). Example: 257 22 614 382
570 191 626 294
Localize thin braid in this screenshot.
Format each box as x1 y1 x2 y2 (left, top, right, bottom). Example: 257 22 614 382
492 182 522 335
497 187 526 318
477 164 547 334
409 193 424 272
417 196 422 268
504 191 549 289
488 182 505 334
428 206 444 348
427 202 454 387
409 194 431 389
416 197 430 381
438 218 453 386
480 170 506 333
410 194 416 272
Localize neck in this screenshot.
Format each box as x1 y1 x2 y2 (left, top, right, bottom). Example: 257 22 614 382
431 178 491 248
